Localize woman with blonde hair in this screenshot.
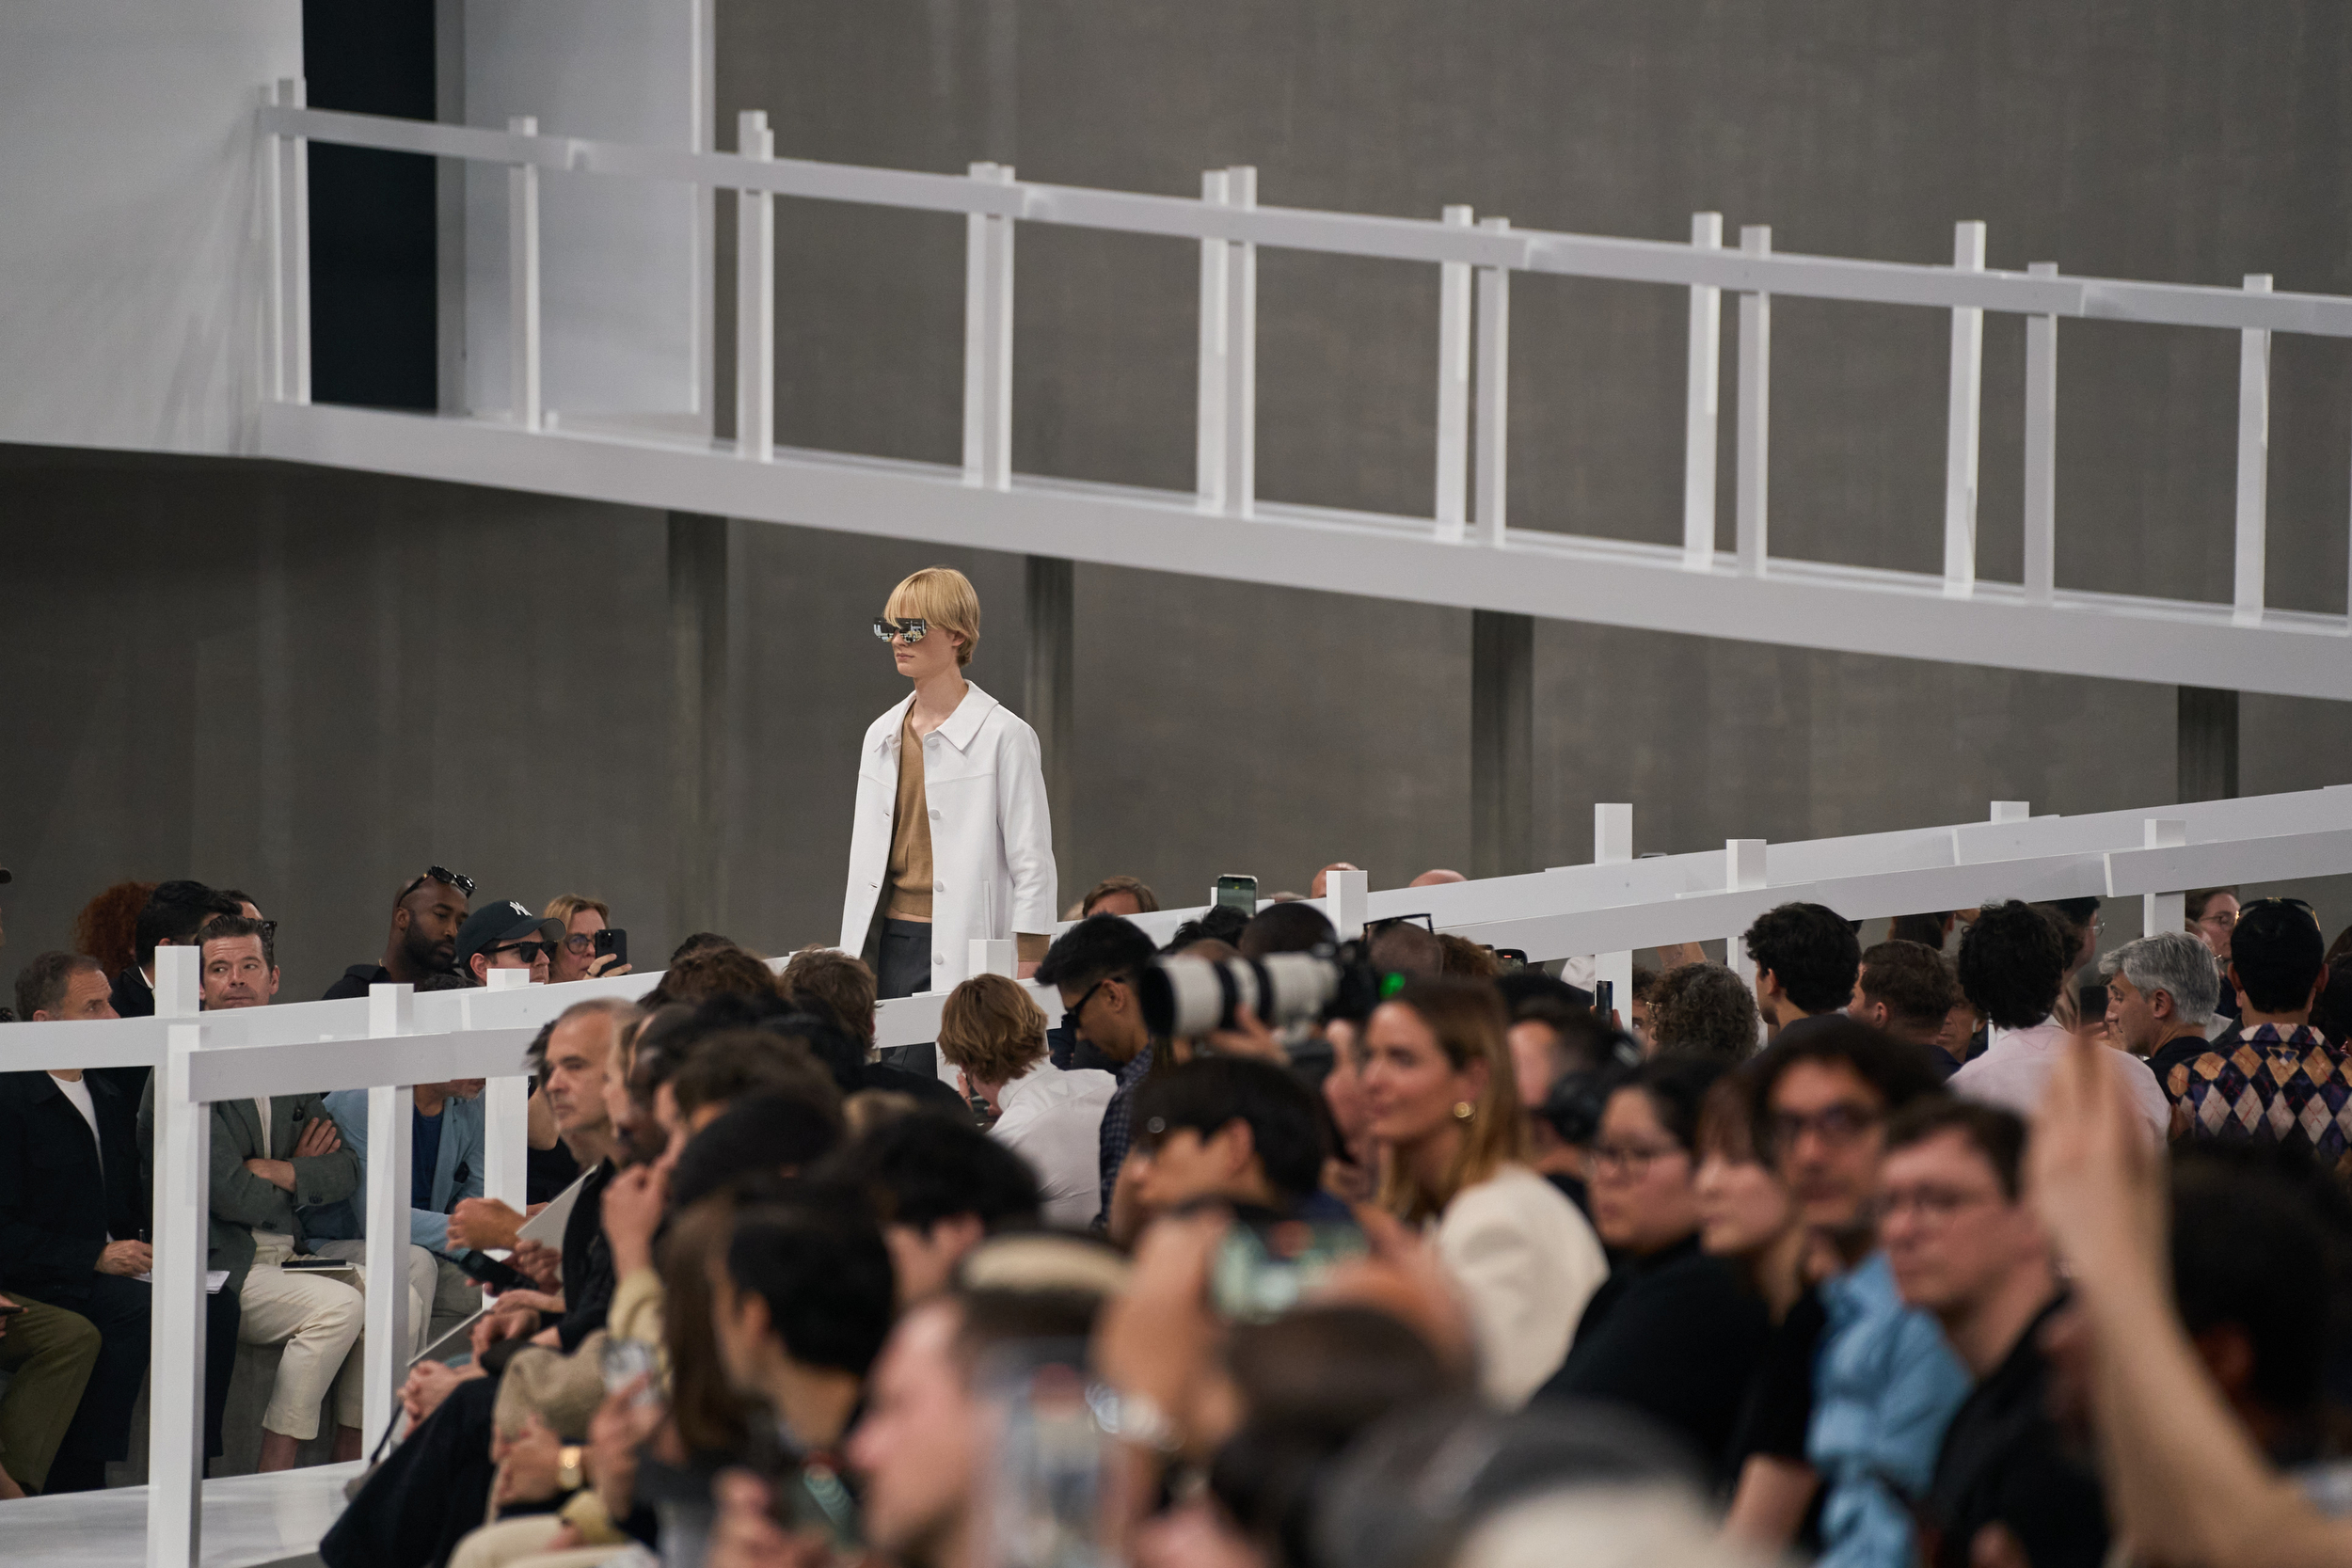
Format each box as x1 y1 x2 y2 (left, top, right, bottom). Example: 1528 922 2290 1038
1360 977 1608 1406
937 973 1112 1228
838 565 1057 1009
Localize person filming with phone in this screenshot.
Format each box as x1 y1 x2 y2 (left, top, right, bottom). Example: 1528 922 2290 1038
839 566 1057 1001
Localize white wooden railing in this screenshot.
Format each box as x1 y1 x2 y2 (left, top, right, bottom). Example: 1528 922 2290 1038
247 83 2352 699
6 783 2350 1566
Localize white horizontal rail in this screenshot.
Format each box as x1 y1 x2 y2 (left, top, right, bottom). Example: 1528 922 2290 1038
253 103 2352 340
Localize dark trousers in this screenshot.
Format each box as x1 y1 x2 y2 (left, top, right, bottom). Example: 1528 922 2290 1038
321 1373 502 1568
877 917 933 1000
44 1275 242 1491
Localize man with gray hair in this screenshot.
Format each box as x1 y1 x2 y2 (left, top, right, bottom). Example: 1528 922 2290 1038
2100 930 2219 1090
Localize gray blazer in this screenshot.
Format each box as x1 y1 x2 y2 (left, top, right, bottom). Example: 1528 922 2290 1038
138 1080 361 1295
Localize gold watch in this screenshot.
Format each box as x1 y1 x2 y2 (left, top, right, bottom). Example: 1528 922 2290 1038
558 1445 587 1493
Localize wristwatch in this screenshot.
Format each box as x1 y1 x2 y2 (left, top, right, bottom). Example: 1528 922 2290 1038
558 1445 587 1494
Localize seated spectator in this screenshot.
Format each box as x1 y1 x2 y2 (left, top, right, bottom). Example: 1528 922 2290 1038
1 954 241 1491
1364 918 1444 980
1504 994 1635 1212
2099 929 2221 1086
2187 886 2245 1026
544 892 630 984
1409 868 1467 887
1536 1054 1771 1463
140 914 370 1471
1115 1055 1336 1242
456 898 564 986
1082 876 1160 918
702 1196 898 1561
937 973 1112 1229
1696 1065 1829 1552
644 940 781 1008
1888 911 1955 951
1849 941 1966 1076
1238 901 1336 959
309 1075 488 1355
1036 914 1164 1227
324 867 473 999
2311 957 2352 1053
1951 901 2168 1143
1363 977 1607 1407
780 945 968 1113
2170 898 2352 1175
1880 1101 2107 1568
110 878 241 1019
1743 902 1863 1039
70 879 153 982
1628 963 1661 1047
820 1111 1041 1306
1438 933 1502 978
1753 1018 1966 1568
814 1285 1105 1568
1648 960 1760 1061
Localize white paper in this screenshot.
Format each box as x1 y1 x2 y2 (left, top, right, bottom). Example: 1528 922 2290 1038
135 1270 230 1294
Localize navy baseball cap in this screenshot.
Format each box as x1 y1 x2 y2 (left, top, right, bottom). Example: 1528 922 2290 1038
455 899 564 972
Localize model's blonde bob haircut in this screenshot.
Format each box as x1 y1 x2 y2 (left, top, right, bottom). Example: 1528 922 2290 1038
886 565 981 667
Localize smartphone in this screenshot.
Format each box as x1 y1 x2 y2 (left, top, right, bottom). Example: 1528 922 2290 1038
1594 979 1614 1020
594 927 628 969
601 1337 661 1406
1493 947 1529 974
1214 874 1258 914
282 1257 358 1274
1210 1217 1369 1323
455 1249 534 1293
977 1348 1110 1568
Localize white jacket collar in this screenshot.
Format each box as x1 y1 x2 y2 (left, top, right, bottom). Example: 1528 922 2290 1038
876 682 1000 754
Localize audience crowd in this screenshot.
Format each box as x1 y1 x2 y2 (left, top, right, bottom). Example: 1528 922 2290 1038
3 864 2352 1568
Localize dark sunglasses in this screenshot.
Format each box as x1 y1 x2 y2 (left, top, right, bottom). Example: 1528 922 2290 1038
1059 974 1116 1037
493 940 556 965
872 616 930 644
399 865 476 902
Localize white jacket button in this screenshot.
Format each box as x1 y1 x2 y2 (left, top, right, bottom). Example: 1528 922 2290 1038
933 953 946 964
930 808 942 820
933 880 945 893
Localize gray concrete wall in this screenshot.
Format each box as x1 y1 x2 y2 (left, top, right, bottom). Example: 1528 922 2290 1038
7 3 2352 994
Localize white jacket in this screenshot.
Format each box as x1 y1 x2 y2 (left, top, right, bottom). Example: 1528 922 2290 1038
1435 1164 1610 1408
837 682 1059 991
990 1065 1117 1229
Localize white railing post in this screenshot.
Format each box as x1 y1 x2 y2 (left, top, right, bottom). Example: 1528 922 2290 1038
1223 166 1259 519
507 115 542 431
1435 204 1475 542
155 943 202 1020
146 1022 209 1568
1735 226 1772 576
968 939 1017 982
2024 261 2059 605
475 977 533 1210
274 77 310 406
1943 221 1987 596
263 85 285 404
961 162 1016 490
1682 213 1724 570
735 111 774 463
1195 169 1232 512
1474 216 1512 546
1328 868 1371 942
2234 273 2273 626
2141 817 2188 937
1594 803 1634 1019
1725 838 1768 983
1991 800 2031 824
361 985 416 1450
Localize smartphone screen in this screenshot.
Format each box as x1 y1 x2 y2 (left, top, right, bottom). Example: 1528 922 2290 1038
977 1346 1111 1568
1594 979 1614 1019
1210 1218 1369 1322
1215 874 1258 913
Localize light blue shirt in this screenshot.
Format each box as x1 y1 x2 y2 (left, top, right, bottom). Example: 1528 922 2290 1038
304 1088 485 1255
1808 1250 1971 1568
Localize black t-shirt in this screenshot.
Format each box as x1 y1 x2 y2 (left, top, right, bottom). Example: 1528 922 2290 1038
1923 1296 2108 1568
2152 1024 2231 1101
1536 1235 1772 1464
1726 1286 1829 1469
322 963 392 1001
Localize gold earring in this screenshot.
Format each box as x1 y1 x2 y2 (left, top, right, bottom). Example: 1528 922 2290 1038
1452 1101 1475 1120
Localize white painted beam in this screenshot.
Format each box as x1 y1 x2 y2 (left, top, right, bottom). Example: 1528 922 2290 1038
1682 213 1723 571
1435 204 1474 542
1943 221 1986 597
1735 226 1772 577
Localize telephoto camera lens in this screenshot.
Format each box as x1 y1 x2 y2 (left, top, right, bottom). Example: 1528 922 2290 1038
1139 951 1344 1037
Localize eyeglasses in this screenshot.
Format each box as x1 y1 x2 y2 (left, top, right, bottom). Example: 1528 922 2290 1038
563 932 597 956
1767 1101 1883 1152
494 941 555 965
873 617 930 644
399 866 476 902
2197 909 2238 930
1060 974 1117 1038
260 919 278 947
1589 1141 1688 1180
1879 1183 1997 1224
1365 914 1436 938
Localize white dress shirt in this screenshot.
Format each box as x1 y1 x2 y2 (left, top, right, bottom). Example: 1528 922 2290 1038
1949 1018 2170 1143
988 1065 1116 1229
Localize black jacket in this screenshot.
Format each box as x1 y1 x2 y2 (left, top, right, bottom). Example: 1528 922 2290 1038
0 1069 148 1307
322 963 392 1001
